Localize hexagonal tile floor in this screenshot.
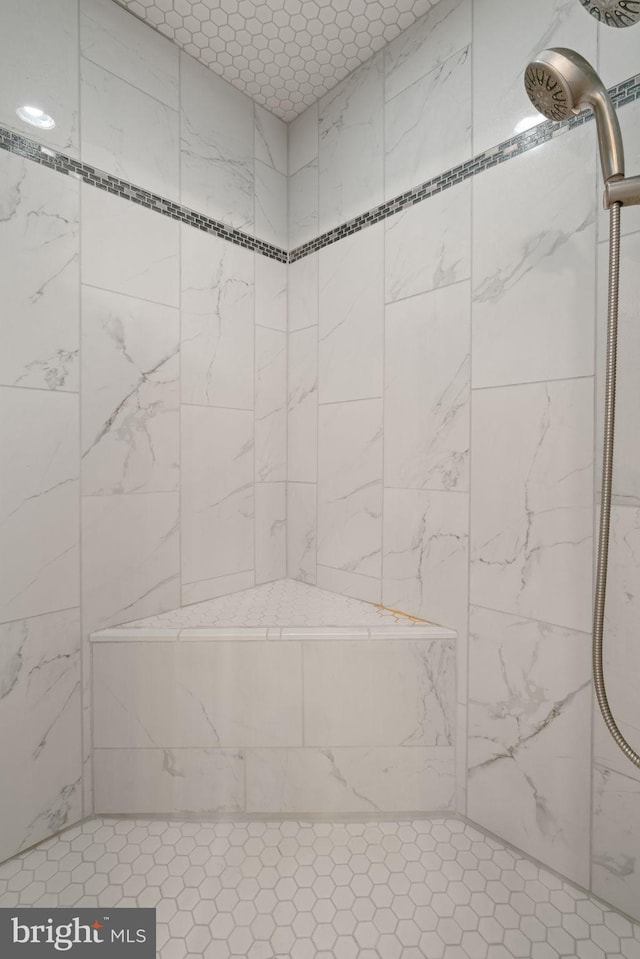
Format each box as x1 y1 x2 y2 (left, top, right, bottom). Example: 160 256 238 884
0 817 638 958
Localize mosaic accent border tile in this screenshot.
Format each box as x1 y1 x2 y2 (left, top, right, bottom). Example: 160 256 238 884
1 72 638 264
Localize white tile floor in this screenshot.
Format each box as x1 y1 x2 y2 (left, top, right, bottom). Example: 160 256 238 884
0 817 638 959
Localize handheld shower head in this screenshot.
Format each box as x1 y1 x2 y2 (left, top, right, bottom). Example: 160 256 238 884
578 0 640 27
524 48 624 182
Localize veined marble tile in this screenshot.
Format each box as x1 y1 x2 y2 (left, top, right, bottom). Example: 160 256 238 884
81 286 179 495
288 326 318 484
289 160 319 250
255 256 286 332
80 0 179 108
255 161 287 249
304 640 455 747
182 571 255 607
0 151 79 392
592 762 640 921
385 0 471 102
467 605 592 887
383 488 469 641
472 126 596 389
384 283 470 492
81 186 179 307
385 179 471 304
0 388 79 623
385 46 471 202
81 491 180 634
255 483 286 585
81 59 179 202
289 254 318 332
289 102 318 176
598 19 640 90
92 640 302 748
315 566 381 604
255 327 287 483
317 399 383 579
254 103 287 175
246 747 455 814
181 226 254 409
180 52 254 231
319 54 384 235
319 225 384 404
472 0 597 155
287 483 317 585
470 378 593 632
0 609 81 863
181 406 254 585
94 748 244 815
0 0 79 156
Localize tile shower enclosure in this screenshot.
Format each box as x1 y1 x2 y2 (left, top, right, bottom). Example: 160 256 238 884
1 0 640 927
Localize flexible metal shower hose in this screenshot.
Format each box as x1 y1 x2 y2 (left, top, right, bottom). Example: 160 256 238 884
593 200 640 767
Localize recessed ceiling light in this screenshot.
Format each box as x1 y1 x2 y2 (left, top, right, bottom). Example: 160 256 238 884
514 114 545 135
16 105 56 130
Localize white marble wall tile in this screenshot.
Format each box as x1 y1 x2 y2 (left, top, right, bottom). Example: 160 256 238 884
246 747 455 814
592 762 640 921
182 571 255 607
92 640 302 747
0 152 79 392
317 399 383 579
289 102 318 176
81 492 180 634
180 53 254 230
255 104 287 175
319 225 384 404
470 378 594 633
456 701 468 816
287 483 317 585
304 640 455 747
385 0 472 102
181 406 254 585
289 254 319 332
80 0 179 107
598 19 640 88
0 609 81 863
255 327 287 483
472 0 597 155
81 59 179 201
318 54 384 235
315 566 381 604
288 326 318 483
289 161 319 250
384 283 470 493
0 0 79 156
81 186 179 307
255 256 286 332
385 179 471 305
94 748 244 815
385 46 471 201
81 286 179 495
383 489 469 641
467 605 592 887
255 483 286 585
181 227 254 409
472 127 596 389
255 161 287 249
0 388 79 624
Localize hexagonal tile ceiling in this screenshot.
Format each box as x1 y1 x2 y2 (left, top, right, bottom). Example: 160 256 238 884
113 0 438 121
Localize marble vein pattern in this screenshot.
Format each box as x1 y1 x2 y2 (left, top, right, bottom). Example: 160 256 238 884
81 286 179 495
180 226 254 410
467 605 592 887
592 761 640 920
385 45 471 202
181 571 255 608
289 159 319 250
0 609 82 863
180 52 254 231
255 327 287 484
287 484 317 585
0 151 79 392
318 54 384 235
255 483 287 585
0 388 79 624
288 101 318 176
255 255 286 332
317 399 383 580
255 160 287 249
288 326 318 484
181 406 254 586
254 104 287 177
472 125 596 389
288 253 319 332
319 225 384 405
384 283 470 493
470 377 594 633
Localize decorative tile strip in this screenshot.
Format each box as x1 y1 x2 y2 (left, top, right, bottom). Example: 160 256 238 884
0 126 288 263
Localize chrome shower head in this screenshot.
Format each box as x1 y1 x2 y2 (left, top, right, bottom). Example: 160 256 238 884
578 0 640 27
524 47 625 182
